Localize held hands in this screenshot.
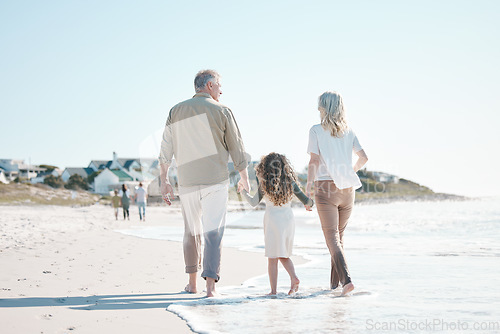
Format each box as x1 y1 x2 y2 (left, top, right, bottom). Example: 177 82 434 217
305 183 313 199
237 177 250 193
160 182 175 206
305 183 313 211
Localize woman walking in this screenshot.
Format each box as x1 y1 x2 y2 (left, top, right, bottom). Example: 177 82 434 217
306 91 368 296
119 184 131 220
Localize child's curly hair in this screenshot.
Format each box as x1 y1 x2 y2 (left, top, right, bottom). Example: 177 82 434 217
255 152 298 206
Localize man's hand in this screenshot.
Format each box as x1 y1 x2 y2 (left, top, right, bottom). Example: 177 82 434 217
237 177 250 193
237 168 250 193
237 182 244 193
160 182 175 205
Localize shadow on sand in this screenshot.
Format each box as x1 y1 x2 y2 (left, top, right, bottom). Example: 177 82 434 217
0 288 372 311
0 291 206 311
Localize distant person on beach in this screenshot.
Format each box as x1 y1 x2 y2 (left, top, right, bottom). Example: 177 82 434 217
239 153 314 295
134 182 148 221
306 91 368 296
159 69 249 297
119 184 131 221
111 189 121 220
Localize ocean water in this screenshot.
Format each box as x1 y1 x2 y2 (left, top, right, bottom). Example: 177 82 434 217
118 198 500 333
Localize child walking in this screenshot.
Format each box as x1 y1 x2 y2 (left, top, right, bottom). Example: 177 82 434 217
239 152 314 295
119 184 131 220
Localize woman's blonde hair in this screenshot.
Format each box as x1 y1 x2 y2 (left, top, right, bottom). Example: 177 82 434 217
318 91 348 137
255 152 297 206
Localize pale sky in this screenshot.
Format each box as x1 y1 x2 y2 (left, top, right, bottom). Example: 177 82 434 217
1 0 499 197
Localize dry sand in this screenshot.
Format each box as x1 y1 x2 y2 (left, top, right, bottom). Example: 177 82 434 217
0 204 302 333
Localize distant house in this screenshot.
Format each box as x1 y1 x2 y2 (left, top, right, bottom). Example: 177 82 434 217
88 152 157 174
0 169 8 184
0 159 22 181
30 169 61 184
116 159 141 171
87 152 165 186
61 167 94 182
65 152 165 193
372 172 399 184
17 164 46 179
88 160 110 172
126 169 157 182
93 168 135 195
0 159 47 181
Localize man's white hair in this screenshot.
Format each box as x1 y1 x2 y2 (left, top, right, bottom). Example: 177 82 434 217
194 69 220 92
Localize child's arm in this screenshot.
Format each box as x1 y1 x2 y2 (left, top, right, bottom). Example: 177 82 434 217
241 185 264 207
292 181 314 207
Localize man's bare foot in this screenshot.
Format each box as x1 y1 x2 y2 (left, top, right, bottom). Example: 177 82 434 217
206 278 217 297
184 284 197 293
288 277 300 295
206 289 219 297
340 282 354 296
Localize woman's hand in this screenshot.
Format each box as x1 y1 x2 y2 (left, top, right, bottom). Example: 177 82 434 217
353 149 368 172
306 153 319 198
305 183 313 199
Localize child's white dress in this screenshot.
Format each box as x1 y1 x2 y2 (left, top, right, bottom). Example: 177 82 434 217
262 196 295 258
242 182 313 258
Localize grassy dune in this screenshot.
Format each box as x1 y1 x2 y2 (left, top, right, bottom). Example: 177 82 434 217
0 183 100 206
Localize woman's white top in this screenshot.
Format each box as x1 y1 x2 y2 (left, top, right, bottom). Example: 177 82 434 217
307 124 363 190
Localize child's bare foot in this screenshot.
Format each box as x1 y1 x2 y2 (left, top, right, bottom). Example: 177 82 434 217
288 277 300 295
340 282 354 296
184 284 197 294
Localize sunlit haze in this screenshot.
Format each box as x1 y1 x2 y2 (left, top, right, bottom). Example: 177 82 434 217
1 1 499 197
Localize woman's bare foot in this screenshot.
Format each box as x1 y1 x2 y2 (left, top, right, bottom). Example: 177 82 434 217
288 277 300 295
340 282 354 296
267 291 277 296
184 284 197 294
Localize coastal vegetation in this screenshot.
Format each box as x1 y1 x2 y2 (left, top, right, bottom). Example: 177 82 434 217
229 168 464 204
0 183 99 206
354 178 459 203
1 167 463 207
43 175 65 188
65 174 90 191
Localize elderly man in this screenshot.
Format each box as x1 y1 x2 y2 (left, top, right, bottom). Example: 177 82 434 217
159 69 249 297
